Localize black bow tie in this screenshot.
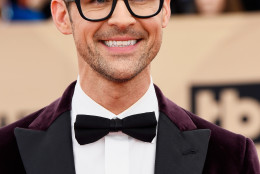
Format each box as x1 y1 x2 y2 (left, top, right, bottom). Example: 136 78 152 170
74 112 157 145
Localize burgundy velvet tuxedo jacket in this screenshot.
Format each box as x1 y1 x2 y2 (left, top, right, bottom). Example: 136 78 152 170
0 81 259 174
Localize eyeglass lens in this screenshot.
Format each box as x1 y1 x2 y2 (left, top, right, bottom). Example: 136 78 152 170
79 0 160 20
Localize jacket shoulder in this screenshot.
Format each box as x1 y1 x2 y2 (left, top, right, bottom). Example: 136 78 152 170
0 81 75 173
0 107 45 144
0 107 45 174
184 109 260 173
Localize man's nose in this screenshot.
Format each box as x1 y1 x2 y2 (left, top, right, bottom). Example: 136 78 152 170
107 0 136 29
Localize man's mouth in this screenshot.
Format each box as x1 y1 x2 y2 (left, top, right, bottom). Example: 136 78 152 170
103 40 138 47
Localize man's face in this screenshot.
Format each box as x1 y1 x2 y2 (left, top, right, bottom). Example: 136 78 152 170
52 0 170 82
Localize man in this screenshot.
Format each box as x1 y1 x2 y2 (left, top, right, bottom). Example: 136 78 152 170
0 0 259 173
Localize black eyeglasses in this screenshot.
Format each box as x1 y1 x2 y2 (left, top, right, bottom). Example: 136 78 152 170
66 0 164 22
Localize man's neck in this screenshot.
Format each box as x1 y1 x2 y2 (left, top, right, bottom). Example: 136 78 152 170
79 67 151 115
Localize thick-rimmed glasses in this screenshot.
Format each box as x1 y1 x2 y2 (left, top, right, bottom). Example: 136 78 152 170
66 0 164 21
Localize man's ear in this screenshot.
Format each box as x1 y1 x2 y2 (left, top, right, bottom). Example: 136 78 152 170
51 0 72 35
162 0 171 28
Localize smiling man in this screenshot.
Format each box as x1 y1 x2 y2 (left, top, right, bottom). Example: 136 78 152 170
0 0 259 173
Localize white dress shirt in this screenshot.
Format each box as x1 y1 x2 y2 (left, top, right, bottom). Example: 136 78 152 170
71 77 159 174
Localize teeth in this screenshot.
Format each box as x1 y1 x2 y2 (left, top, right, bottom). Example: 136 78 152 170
104 40 137 47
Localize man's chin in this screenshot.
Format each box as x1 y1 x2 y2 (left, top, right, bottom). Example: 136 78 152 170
103 74 136 84
99 71 140 84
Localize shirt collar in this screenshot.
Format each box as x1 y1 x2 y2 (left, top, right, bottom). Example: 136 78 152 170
71 76 159 143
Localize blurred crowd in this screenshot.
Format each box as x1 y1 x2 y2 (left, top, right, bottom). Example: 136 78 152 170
0 0 51 21
0 0 260 21
171 0 260 15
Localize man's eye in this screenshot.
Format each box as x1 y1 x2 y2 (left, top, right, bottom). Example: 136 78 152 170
96 0 105 3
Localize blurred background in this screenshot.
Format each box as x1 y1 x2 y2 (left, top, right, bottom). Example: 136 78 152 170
1 0 260 20
1 0 260 160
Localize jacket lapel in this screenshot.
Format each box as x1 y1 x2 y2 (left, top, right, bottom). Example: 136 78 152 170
155 113 210 174
12 82 209 174
14 111 76 174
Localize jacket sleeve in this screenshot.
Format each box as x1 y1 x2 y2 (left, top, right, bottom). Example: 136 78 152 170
242 138 260 174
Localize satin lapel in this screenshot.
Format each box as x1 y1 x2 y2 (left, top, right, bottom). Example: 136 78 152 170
14 111 76 174
155 113 211 174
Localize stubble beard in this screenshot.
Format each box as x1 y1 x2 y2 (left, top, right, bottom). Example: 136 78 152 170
75 27 162 83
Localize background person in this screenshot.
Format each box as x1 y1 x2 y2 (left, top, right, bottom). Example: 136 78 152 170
0 0 5 20
195 0 243 16
3 0 51 21
171 0 196 15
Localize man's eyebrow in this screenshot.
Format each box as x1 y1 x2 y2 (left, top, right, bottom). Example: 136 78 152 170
64 0 74 2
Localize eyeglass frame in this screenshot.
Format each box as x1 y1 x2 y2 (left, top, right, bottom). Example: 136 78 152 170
65 0 165 22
